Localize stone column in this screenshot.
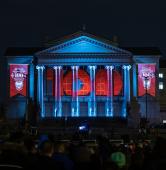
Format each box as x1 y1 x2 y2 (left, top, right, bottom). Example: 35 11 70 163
126 65 131 102
122 65 131 117
71 66 79 117
88 66 97 117
105 65 114 117
53 66 62 117
36 65 45 118
132 64 137 97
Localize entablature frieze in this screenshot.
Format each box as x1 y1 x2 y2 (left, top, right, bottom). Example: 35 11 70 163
37 58 133 65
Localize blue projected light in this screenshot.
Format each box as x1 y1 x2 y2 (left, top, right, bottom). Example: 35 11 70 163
72 79 83 92
51 36 115 53
78 79 83 91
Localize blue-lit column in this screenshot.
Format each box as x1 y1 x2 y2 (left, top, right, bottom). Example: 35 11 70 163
88 66 97 117
122 65 131 117
53 66 62 117
71 66 79 117
126 65 131 102
132 64 137 97
105 66 114 117
36 66 45 118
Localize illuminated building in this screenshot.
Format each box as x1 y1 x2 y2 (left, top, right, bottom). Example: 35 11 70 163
2 31 162 124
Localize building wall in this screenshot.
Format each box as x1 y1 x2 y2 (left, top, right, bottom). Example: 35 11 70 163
5 56 33 119
159 68 166 122
4 53 161 124
132 55 161 124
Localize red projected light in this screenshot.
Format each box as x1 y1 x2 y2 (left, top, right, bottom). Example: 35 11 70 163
47 68 123 96
46 68 64 96
63 69 90 96
96 69 123 96
46 68 53 80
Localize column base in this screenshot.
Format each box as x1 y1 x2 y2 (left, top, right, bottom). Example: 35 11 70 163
88 102 96 117
54 104 62 117
89 112 96 117
106 110 113 117
105 102 113 117
71 109 79 117
122 108 127 118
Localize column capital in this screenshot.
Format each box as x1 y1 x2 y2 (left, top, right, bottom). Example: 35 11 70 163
122 65 131 70
88 65 97 70
53 66 63 70
105 65 114 70
53 66 58 70
58 66 62 70
126 65 131 70
36 65 45 70
71 66 79 70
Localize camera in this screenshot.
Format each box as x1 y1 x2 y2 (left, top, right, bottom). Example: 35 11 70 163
78 121 89 133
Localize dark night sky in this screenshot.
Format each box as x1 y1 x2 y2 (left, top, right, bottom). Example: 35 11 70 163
0 0 166 56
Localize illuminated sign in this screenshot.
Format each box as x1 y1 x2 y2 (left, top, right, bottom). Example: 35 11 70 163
10 64 28 97
138 64 156 96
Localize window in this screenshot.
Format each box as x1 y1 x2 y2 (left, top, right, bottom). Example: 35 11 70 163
163 120 166 124
159 73 163 78
159 82 164 90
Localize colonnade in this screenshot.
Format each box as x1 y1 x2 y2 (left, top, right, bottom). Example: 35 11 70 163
36 65 131 117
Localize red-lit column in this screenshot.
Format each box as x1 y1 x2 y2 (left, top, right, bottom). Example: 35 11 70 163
53 66 62 117
88 66 97 117
105 66 114 117
71 66 79 117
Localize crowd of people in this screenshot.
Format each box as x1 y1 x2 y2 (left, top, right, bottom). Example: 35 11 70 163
0 126 166 170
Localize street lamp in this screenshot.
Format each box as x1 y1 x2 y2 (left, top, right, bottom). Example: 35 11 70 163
144 77 148 120
32 56 38 125
139 65 155 127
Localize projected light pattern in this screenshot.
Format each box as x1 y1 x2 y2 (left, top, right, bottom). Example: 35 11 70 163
95 69 123 96
45 67 124 117
62 69 123 96
63 69 90 96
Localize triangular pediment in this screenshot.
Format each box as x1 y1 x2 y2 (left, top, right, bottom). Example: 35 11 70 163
37 31 131 55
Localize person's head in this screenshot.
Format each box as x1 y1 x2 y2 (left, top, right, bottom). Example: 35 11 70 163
153 137 166 154
55 143 65 153
24 137 37 154
39 140 54 157
111 151 126 168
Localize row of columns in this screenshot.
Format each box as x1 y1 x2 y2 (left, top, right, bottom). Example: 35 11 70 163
36 65 131 118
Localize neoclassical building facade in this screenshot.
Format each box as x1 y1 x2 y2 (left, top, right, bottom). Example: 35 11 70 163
3 31 161 124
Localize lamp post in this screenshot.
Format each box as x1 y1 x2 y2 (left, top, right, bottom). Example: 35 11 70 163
32 56 38 125
144 77 148 121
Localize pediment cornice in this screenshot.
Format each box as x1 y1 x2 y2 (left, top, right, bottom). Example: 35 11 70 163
36 31 132 56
